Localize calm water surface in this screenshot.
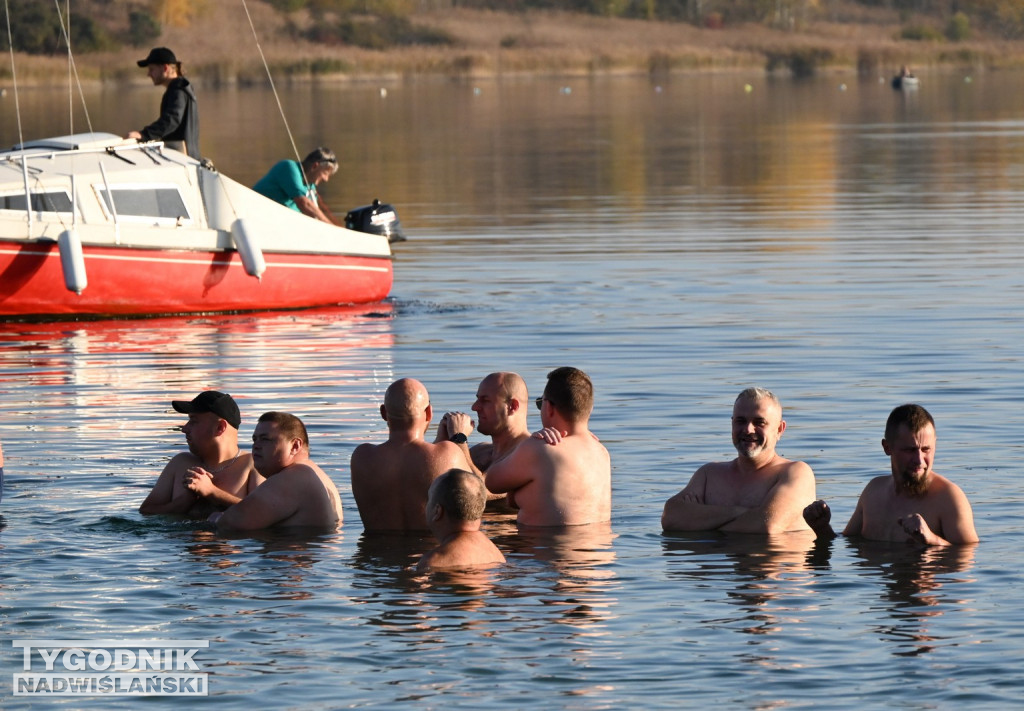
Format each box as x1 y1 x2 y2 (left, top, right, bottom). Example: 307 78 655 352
2 70 1024 708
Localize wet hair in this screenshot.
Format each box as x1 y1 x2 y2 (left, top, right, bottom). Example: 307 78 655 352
543 366 594 421
432 468 487 521
885 404 934 441
302 147 338 174
257 411 309 449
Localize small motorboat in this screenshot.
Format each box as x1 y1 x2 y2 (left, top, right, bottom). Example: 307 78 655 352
0 133 402 318
892 66 919 90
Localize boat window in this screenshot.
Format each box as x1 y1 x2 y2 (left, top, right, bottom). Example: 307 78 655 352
0 190 73 213
95 184 192 225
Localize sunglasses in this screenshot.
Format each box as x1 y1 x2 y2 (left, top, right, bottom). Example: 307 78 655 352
535 396 545 410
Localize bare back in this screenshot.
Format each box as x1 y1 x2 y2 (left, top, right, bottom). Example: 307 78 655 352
846 473 977 544
351 440 467 532
416 531 506 571
218 462 341 531
487 433 611 527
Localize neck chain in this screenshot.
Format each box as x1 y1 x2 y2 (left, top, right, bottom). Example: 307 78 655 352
206 449 241 475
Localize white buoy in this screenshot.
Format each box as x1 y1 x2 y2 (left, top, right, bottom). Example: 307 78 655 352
231 218 266 280
58 228 87 294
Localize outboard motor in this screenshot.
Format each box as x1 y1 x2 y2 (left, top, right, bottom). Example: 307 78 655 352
345 199 406 243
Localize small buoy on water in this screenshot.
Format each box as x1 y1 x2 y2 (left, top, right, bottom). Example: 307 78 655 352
744 83 753 93
839 83 847 91
964 76 972 83
654 85 663 93
379 87 387 98
560 86 572 95
473 87 481 96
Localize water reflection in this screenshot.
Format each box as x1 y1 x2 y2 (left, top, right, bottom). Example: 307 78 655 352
836 540 976 657
662 531 816 637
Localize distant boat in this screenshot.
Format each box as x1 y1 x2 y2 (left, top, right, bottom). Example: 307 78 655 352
892 68 919 90
0 133 399 319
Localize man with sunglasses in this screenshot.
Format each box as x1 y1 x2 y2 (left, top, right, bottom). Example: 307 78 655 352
485 367 611 527
253 147 343 225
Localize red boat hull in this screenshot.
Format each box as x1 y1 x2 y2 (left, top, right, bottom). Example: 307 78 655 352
0 241 393 317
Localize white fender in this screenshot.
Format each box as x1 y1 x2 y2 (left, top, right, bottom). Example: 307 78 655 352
231 218 266 280
58 229 88 295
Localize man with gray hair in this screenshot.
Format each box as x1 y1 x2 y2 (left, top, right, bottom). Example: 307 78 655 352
662 387 817 534
417 468 506 571
253 147 343 225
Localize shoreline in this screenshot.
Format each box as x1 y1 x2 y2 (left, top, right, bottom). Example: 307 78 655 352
3 7 1024 88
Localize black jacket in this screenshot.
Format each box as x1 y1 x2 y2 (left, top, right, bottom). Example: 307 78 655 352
140 77 200 158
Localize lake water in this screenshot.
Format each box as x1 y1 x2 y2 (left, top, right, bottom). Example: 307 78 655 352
2 69 1024 708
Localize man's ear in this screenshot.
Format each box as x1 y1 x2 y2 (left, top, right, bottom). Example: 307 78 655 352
380 405 387 422
215 418 229 436
777 419 787 437
507 398 520 414
881 438 891 455
430 503 444 522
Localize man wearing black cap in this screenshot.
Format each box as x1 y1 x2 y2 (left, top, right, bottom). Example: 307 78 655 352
139 390 262 517
127 46 200 158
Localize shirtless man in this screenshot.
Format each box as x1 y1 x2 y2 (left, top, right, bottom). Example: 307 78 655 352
485 367 611 527
350 378 470 532
435 372 532 510
661 387 816 534
213 411 342 531
435 371 531 476
803 404 978 546
139 391 262 517
417 468 506 571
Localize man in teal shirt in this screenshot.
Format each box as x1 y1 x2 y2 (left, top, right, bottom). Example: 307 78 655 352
253 147 343 225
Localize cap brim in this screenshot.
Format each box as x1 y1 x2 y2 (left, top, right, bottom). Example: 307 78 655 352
171 400 195 414
137 59 149 67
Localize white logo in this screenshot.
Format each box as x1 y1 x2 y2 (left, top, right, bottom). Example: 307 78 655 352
12 639 209 696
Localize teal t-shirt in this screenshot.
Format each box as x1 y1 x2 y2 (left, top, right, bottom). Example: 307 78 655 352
252 160 317 212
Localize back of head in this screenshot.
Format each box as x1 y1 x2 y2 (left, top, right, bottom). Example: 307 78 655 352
258 411 309 449
433 468 487 521
885 403 934 441
543 366 593 421
384 378 429 427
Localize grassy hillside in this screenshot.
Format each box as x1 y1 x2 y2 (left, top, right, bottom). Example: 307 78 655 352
3 1 1024 85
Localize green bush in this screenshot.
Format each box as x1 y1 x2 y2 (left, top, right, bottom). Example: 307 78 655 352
945 12 970 41
900 25 944 41
127 9 161 48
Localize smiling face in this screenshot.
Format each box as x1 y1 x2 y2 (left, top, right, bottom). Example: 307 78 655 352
251 420 295 477
883 422 935 495
731 395 785 461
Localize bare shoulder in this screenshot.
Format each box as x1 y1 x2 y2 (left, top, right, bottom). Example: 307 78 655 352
781 458 815 480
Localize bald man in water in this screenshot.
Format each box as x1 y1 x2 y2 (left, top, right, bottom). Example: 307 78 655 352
350 378 470 533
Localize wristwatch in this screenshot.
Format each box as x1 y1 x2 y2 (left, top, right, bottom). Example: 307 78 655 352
449 433 468 445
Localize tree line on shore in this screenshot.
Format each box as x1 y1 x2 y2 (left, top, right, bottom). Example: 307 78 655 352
1 0 1021 58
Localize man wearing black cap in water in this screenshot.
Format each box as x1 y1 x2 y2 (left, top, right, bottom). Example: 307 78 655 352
127 46 200 158
140 390 262 517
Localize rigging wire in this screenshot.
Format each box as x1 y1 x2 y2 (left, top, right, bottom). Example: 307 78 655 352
52 0 94 133
240 0 304 173
4 0 25 150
